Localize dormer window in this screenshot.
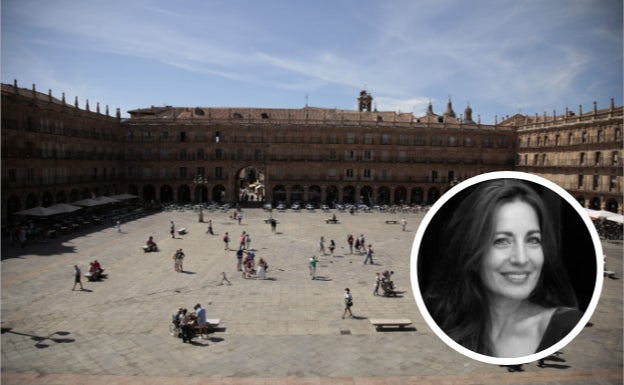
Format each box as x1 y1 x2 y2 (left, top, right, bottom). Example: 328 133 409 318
261 113 269 119
232 112 243 119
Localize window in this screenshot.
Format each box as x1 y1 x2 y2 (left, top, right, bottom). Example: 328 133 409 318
232 112 243 119
345 169 354 178
215 131 221 143
143 131 152 140
593 175 599 190
610 176 617 190
448 136 457 146
533 154 539 165
161 167 170 178
180 149 187 160
197 167 205 178
329 150 337 160
215 149 223 160
143 167 152 178
162 131 169 140
568 133 573 145
180 167 188 178
595 152 602 166
398 151 407 162
580 153 586 165
578 175 583 188
527 137 531 147
363 150 373 161
613 151 619 166
431 170 438 182
544 136 549 146
597 129 604 142
415 135 426 146
180 131 186 142
363 169 372 179
364 134 373 144
464 137 473 147
328 134 338 144
616 128 622 140
582 131 588 143
197 149 204 160
382 134 391 145
346 133 355 144
126 131 134 140
399 135 408 145
8 168 16 183
346 150 356 161
555 134 560 146
215 167 223 178
261 113 269 119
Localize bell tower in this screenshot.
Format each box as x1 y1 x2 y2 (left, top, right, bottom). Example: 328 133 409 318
358 90 373 112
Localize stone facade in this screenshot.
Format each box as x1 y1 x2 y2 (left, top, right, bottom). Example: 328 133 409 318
1 81 621 223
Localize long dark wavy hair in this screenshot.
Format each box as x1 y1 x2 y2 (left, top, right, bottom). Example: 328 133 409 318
422 179 578 356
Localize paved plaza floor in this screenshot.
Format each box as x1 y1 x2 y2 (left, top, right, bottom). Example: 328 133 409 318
1 208 622 384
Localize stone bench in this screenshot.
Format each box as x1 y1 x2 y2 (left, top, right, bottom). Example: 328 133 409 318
369 318 412 331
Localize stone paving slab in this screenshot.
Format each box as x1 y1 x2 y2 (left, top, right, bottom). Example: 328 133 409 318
1 208 622 384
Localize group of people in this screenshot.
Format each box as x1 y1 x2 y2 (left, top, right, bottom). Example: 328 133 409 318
72 259 105 290
171 303 208 343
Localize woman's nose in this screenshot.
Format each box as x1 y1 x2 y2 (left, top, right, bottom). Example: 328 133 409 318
509 242 529 264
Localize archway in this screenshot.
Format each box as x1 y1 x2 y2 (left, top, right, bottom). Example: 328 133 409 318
142 184 156 203
360 186 373 206
194 185 208 204
160 185 174 203
411 187 423 205
325 185 339 206
427 187 440 204
6 195 21 221
25 193 38 209
606 199 619 213
377 187 390 205
56 191 67 204
272 185 286 205
290 185 304 205
394 187 407 206
41 191 54 207
177 185 191 203
212 185 226 204
589 197 601 210
237 166 264 203
575 195 585 208
307 185 322 205
343 186 356 204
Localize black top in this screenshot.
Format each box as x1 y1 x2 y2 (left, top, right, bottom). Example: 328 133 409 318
536 307 584 352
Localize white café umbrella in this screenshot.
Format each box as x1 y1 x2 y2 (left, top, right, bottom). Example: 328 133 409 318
14 206 60 217
47 203 83 214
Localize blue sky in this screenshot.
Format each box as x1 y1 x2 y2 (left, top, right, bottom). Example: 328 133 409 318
2 0 622 121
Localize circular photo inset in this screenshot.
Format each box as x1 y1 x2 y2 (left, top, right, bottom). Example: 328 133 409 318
410 171 603 366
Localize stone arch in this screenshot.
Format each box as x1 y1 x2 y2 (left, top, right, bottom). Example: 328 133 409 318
325 185 339 206
589 196 601 210
6 195 21 220
427 187 440 204
25 193 38 209
272 185 286 205
142 184 156 203
411 187 424 205
56 190 67 203
575 195 585 208
377 186 390 205
606 199 619 213
360 185 373 206
160 185 174 203
343 185 356 204
41 191 54 207
394 187 407 205
307 185 322 205
290 185 304 204
177 185 191 203
212 185 226 204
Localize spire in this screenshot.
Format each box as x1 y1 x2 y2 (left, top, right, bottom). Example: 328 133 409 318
426 99 434 116
75 96 79 108
443 97 456 118
463 102 475 124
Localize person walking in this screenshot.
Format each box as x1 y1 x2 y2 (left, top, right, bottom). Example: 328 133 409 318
309 255 318 280
245 233 251 250
239 231 246 250
347 234 354 254
236 248 244 271
174 248 185 272
72 264 84 291
363 244 374 265
206 219 214 235
373 272 381 296
270 218 277 232
319 236 326 255
223 232 230 250
194 303 207 339
237 212 243 225
342 288 353 318
329 239 336 255
401 218 407 231
170 221 175 238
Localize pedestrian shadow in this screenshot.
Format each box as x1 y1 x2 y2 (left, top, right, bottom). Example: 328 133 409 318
180 270 196 275
539 353 569 369
74 288 94 292
312 276 332 281
1 328 75 349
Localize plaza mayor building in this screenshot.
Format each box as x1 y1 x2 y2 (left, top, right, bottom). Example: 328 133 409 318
1 81 622 223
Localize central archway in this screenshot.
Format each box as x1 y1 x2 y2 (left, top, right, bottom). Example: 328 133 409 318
237 166 265 207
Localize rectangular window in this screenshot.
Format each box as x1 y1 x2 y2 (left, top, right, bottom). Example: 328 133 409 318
161 167 170 178
180 131 186 142
346 133 355 144
431 170 438 182
197 167 205 178
143 131 152 140
363 169 372 179
8 168 16 183
399 135 408 145
197 149 204 160
162 131 169 140
364 150 373 161
180 149 187 160
578 175 583 189
215 149 223 160
382 134 391 145
398 151 407 162
180 167 188 178
144 167 152 178
610 176 617 190
593 175 599 190
364 134 373 144
345 168 354 178
329 150 337 160
215 167 223 178
328 133 338 144
346 150 356 161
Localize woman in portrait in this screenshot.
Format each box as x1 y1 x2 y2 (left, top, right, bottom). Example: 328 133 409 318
422 179 582 358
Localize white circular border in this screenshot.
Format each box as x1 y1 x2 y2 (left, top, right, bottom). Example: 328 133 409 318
410 171 604 366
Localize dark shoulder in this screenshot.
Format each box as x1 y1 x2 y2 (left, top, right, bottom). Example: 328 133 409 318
536 307 583 352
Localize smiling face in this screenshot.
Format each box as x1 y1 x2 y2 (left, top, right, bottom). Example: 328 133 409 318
479 199 544 303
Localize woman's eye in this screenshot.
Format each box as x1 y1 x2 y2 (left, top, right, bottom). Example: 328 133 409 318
493 237 511 247
527 236 542 246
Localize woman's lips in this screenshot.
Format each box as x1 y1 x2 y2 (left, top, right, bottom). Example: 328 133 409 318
501 272 531 283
